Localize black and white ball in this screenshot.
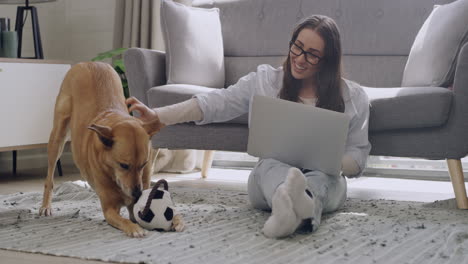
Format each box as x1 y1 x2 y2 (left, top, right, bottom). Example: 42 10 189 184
133 179 175 231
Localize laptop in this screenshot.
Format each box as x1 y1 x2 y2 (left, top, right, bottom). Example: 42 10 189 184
247 95 350 177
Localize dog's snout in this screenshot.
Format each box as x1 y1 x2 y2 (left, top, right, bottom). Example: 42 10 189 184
132 188 142 201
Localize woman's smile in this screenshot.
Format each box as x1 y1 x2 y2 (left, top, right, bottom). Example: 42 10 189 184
293 61 307 73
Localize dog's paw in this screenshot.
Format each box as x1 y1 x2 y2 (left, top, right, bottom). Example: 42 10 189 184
124 223 148 238
39 206 52 216
172 214 185 232
128 210 137 223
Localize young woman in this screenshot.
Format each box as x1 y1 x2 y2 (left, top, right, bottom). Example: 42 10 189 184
126 15 371 238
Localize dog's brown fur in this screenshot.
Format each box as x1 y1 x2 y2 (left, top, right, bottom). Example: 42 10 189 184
39 62 166 237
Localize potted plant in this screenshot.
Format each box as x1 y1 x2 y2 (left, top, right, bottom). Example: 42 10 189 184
91 48 129 98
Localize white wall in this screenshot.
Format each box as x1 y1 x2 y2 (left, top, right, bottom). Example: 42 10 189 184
0 0 116 173
0 0 116 62
0 0 190 174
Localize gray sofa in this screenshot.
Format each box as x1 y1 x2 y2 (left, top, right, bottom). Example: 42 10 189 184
124 0 468 208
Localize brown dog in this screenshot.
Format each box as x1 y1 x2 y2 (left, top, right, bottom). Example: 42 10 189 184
39 62 181 237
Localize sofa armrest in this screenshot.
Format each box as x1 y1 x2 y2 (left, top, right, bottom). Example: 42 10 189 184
453 42 468 96
447 42 468 156
124 48 166 105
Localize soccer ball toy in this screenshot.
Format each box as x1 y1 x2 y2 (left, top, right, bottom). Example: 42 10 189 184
133 179 176 231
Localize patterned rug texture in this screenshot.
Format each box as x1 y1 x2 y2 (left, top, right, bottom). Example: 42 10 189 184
1 181 468 264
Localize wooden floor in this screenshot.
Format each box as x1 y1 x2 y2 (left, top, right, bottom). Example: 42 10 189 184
0 249 116 264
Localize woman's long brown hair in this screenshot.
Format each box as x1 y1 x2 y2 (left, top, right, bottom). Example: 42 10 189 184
279 15 345 113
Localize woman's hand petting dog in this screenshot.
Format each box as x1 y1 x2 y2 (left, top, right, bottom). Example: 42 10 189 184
126 97 160 123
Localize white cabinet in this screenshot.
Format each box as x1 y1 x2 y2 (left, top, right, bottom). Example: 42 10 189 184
0 59 71 150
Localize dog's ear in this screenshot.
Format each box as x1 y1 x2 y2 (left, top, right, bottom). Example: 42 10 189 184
88 124 114 148
142 118 165 137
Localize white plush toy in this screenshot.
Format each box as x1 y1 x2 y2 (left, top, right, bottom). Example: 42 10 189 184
133 179 182 231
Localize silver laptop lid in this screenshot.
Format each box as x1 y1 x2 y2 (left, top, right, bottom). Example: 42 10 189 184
247 95 350 176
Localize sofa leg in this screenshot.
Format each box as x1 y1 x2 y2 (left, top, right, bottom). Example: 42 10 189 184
201 150 215 179
446 159 468 209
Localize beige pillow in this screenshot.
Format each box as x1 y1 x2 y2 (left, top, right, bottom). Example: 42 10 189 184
160 0 225 88
402 0 468 87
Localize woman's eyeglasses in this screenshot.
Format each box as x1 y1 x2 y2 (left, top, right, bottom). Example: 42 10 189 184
289 41 322 65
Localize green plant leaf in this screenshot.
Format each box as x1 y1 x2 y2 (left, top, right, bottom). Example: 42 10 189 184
115 67 124 75
122 80 129 98
113 59 126 72
91 48 129 99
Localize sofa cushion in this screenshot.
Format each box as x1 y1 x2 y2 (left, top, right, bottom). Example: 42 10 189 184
160 0 225 88
147 84 249 124
363 86 453 132
402 0 468 87
193 0 443 57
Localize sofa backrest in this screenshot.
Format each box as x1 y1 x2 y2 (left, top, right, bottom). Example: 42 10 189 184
192 0 454 88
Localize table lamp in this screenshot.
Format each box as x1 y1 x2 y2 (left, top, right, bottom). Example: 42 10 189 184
0 0 61 176
0 0 56 59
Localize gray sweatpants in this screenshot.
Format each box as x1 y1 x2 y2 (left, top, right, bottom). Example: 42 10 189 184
247 158 347 214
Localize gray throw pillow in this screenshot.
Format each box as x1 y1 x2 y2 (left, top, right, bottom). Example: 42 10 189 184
160 0 225 88
402 0 468 87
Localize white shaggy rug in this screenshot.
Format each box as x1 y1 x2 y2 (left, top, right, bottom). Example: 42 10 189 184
1 181 468 264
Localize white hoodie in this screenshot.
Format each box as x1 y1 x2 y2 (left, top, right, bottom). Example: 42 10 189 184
194 64 371 177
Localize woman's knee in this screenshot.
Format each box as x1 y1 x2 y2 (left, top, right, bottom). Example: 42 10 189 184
304 171 347 212
247 167 270 210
